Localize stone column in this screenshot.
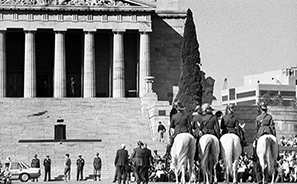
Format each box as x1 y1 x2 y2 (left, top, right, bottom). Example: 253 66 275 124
112 30 125 98
83 31 96 98
24 31 36 98
54 31 66 98
139 31 151 97
0 31 6 97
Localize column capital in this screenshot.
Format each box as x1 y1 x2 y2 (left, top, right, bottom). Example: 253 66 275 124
112 29 126 34
24 30 36 33
139 29 152 34
54 29 67 33
83 29 97 33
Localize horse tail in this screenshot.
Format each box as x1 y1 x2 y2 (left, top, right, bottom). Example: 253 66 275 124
176 138 191 173
224 140 234 178
201 138 214 175
266 136 275 175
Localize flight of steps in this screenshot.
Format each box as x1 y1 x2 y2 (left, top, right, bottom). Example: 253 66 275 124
0 98 166 181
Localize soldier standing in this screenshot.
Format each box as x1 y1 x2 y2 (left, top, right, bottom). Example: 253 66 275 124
43 155 51 181
93 153 102 181
31 154 40 182
76 154 85 181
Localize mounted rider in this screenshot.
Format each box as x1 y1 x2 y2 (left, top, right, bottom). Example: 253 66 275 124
252 102 276 159
221 104 248 147
199 103 220 139
164 101 192 159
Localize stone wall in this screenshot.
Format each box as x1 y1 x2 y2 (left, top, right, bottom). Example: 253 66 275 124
150 14 185 101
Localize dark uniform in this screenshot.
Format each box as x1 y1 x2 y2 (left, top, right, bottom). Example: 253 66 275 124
142 145 153 184
200 113 220 139
191 112 202 161
169 111 192 143
130 142 145 184
76 156 85 181
255 113 276 138
31 155 40 182
43 156 51 181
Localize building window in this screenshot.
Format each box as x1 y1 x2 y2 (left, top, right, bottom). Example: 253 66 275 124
222 95 228 101
229 88 235 100
257 80 260 83
236 91 256 99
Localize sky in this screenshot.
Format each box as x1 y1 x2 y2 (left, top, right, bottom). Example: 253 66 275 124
182 0 297 104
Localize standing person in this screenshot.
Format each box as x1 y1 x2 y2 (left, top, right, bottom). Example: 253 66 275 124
114 144 129 184
76 154 85 181
130 141 145 184
164 101 192 158
43 155 51 182
157 122 166 142
221 104 248 147
31 154 40 182
70 77 76 97
64 154 71 182
199 103 220 139
93 152 102 181
142 143 153 184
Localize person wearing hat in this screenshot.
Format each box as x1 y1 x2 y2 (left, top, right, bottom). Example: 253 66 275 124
93 152 102 181
199 103 220 139
31 154 40 182
114 144 128 184
76 154 85 181
252 102 276 159
43 155 51 181
130 141 145 184
164 101 192 159
221 104 248 147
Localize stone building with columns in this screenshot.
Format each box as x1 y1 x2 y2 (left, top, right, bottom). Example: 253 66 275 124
0 0 186 101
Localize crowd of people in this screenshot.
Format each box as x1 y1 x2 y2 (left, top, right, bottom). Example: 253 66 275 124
280 136 297 147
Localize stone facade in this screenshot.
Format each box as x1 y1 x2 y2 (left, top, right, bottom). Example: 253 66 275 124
0 0 186 102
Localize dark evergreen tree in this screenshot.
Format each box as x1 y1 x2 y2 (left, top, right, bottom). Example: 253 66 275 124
175 9 203 114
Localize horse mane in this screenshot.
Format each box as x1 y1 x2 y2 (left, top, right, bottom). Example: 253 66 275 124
201 138 214 175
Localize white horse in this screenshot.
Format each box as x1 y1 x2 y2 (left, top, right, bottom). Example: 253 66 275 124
199 134 220 184
256 134 278 184
220 133 242 184
171 133 196 184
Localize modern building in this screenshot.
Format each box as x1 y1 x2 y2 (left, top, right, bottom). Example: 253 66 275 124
221 67 297 106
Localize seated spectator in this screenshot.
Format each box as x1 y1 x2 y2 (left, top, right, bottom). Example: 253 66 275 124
280 136 287 147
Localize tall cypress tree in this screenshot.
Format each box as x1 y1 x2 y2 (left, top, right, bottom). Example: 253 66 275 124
175 9 203 114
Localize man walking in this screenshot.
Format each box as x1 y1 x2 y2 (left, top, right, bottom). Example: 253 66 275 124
76 154 85 181
130 141 145 184
93 152 102 181
115 144 128 184
157 122 166 142
142 143 153 184
31 154 40 182
64 154 71 182
43 155 51 181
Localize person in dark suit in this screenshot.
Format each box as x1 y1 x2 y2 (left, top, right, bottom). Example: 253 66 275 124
43 155 51 181
31 154 40 182
130 141 145 184
142 143 153 184
76 154 85 181
165 102 192 158
199 103 220 139
64 154 71 182
221 104 248 147
115 144 129 184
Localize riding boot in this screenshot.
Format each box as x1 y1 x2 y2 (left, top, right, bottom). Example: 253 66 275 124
164 144 172 160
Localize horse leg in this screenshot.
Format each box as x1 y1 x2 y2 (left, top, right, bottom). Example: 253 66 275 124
271 171 275 184
175 168 179 184
262 167 266 184
213 163 218 184
233 160 238 184
225 166 229 184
